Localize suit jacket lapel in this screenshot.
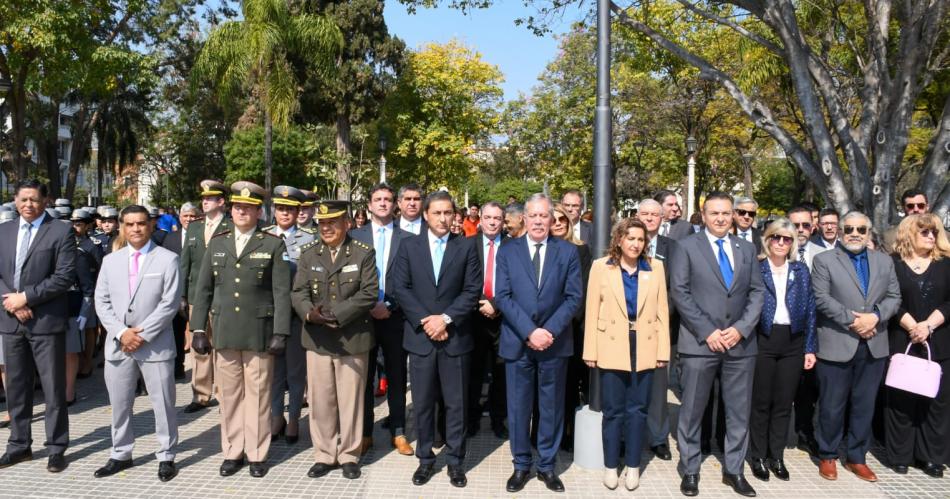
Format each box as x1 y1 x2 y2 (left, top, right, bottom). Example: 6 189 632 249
834 249 862 293
239 232 264 261
130 247 158 302
438 234 460 280
760 260 776 297
539 239 559 291
698 236 728 289
727 236 744 293
420 235 437 287
20 217 53 268
636 268 651 317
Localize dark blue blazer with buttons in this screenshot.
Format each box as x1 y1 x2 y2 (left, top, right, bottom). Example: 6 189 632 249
758 259 817 353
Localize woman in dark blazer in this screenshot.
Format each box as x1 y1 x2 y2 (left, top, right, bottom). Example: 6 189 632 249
885 214 950 477
749 218 817 482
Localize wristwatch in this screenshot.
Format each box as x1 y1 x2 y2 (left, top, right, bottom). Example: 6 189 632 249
441 313 453 325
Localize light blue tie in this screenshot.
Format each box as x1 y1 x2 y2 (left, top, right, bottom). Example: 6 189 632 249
376 227 386 301
14 223 32 290
433 238 445 284
716 239 733 288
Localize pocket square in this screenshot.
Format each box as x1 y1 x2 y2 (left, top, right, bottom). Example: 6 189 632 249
144 273 162 278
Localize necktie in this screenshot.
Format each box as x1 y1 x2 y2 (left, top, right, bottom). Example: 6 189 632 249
129 250 141 294
740 231 749 241
716 239 733 288
14 223 32 290
661 222 669 237
648 238 657 258
484 239 495 299
798 246 806 262
854 254 869 296
204 220 215 245
433 239 445 283
532 243 543 288
376 228 386 301
330 247 339 263
236 233 248 255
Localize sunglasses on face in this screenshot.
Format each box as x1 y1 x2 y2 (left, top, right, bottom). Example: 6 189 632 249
920 228 938 238
553 216 567 223
769 235 793 245
843 225 868 235
793 222 812 230
735 209 755 218
906 203 927 211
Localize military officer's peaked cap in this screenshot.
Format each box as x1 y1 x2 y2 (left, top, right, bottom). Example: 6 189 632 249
272 185 305 207
314 200 350 220
300 189 318 207
70 208 94 222
199 179 227 198
230 181 267 206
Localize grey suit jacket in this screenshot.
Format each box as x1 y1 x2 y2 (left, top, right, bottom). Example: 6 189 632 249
670 231 765 357
667 219 695 240
95 243 180 362
811 247 901 362
799 240 830 271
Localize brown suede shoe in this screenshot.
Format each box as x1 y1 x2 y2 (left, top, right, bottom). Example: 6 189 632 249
819 459 838 480
393 435 414 456
358 437 373 457
844 462 878 482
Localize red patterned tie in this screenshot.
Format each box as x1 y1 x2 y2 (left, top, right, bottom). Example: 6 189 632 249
484 239 495 299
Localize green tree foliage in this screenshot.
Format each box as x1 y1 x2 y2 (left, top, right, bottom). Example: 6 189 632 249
380 40 504 193
223 125 317 188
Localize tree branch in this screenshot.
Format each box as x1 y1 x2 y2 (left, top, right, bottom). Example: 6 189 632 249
674 0 783 55
919 93 950 206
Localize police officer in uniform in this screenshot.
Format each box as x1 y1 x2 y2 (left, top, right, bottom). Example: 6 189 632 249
190 181 291 479
292 200 377 480
180 180 232 413
70 209 103 380
93 207 119 255
263 185 314 444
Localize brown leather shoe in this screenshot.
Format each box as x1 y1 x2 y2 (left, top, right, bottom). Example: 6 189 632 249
844 462 878 482
819 459 837 480
392 435 414 456
358 437 373 457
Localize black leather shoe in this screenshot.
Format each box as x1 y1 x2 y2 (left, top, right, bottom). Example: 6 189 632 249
412 463 435 485
0 449 32 469
0 419 10 429
448 465 467 488
749 458 769 481
680 474 699 496
893 464 908 474
219 458 244 476
921 462 944 478
94 458 132 477
47 453 67 473
307 462 335 478
341 463 361 480
506 469 530 492
700 441 712 456
183 402 210 414
796 432 818 456
158 461 177 482
248 461 268 478
537 470 565 492
722 473 756 497
652 443 672 461
491 421 509 440
769 459 789 481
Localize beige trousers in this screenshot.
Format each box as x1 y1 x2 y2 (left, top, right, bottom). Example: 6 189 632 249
307 350 368 465
216 349 274 462
189 304 215 404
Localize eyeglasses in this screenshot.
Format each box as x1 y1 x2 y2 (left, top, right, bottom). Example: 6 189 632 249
905 203 927 211
793 222 812 230
553 216 567 223
920 228 938 238
735 209 755 218
769 235 793 245
843 225 868 235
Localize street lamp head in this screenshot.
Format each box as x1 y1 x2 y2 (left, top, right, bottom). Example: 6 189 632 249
686 135 698 155
378 132 387 153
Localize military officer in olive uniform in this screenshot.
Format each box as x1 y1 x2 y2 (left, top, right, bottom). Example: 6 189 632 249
291 201 378 481
263 185 315 444
180 180 232 413
189 181 292 479
297 190 318 230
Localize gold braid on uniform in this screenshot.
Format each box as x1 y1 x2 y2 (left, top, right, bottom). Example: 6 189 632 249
299 240 322 255
210 230 231 239
298 226 317 235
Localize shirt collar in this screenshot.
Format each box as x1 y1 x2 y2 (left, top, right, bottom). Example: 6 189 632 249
704 229 729 245
427 230 448 245
22 213 46 230
372 220 394 232
482 233 501 246
844 246 868 260
205 212 223 225
128 239 153 255
527 235 548 247
235 226 256 239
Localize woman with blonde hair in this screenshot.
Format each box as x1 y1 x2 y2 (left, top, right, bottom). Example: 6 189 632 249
884 214 950 477
583 218 669 491
747 218 817 482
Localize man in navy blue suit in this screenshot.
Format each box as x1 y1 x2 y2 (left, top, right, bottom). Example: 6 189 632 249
389 190 482 488
494 193 583 493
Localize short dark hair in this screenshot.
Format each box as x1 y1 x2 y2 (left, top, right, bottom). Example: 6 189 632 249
818 207 839 219
505 202 524 216
423 190 456 213
703 191 734 207
901 188 927 204
653 189 677 205
120 205 150 222
787 205 812 217
14 179 48 198
469 203 479 209
800 201 820 213
560 189 582 201
398 183 423 199
369 182 395 200
481 201 503 214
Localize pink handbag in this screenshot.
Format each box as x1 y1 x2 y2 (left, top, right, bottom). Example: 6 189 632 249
885 341 943 398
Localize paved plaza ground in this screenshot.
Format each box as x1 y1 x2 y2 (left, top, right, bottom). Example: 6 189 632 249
0 358 947 498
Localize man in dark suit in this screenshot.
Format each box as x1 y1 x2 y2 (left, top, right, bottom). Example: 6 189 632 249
0 179 77 472
811 211 900 482
465 201 508 439
159 202 198 380
655 190 694 240
395 183 427 235
390 191 481 488
350 183 416 457
732 196 763 254
671 192 765 497
495 193 583 493
560 190 592 244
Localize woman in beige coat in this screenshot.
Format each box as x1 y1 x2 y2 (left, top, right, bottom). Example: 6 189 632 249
583 218 670 491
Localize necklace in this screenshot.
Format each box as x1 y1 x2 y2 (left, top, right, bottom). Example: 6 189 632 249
908 257 929 272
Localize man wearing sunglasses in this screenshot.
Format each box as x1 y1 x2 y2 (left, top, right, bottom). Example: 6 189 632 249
732 197 762 254
787 206 828 271
883 189 930 254
810 211 901 483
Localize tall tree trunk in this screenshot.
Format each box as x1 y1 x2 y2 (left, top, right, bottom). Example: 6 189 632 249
96 146 106 206
65 104 93 201
42 101 62 199
264 108 273 193
335 113 351 201
743 162 753 198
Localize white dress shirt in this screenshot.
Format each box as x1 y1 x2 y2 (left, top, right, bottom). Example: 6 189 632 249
527 236 548 283
15 213 46 259
704 229 734 269
400 217 422 235
234 227 255 254
736 228 754 242
769 260 791 325
427 230 449 277
482 233 501 296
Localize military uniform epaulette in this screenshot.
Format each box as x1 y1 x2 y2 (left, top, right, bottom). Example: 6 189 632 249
300 240 321 253
349 239 371 251
211 230 231 239
298 225 317 235
261 231 280 239
261 224 276 231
